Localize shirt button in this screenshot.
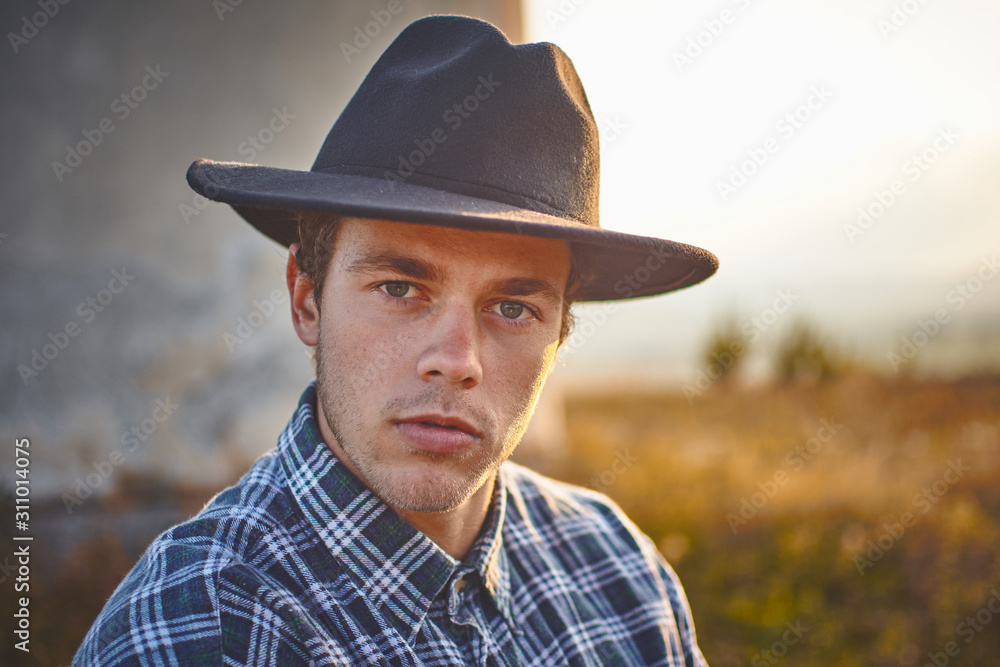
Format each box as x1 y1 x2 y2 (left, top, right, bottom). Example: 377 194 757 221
455 576 466 593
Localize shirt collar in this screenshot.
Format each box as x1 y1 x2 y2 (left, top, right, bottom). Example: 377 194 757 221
277 383 514 640
461 471 513 621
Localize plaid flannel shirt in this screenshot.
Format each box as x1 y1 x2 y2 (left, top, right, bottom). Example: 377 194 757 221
75 383 707 666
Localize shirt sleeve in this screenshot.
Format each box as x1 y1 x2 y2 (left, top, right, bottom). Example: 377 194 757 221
650 544 709 667
574 483 709 667
73 542 226 666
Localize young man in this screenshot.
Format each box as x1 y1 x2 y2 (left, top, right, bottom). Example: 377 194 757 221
76 15 717 666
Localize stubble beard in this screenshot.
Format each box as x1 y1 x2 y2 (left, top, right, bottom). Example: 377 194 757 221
313 327 523 514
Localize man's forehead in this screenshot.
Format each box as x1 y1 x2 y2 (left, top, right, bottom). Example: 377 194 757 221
333 217 571 273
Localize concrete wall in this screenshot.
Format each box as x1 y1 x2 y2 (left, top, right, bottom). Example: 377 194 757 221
1 0 525 501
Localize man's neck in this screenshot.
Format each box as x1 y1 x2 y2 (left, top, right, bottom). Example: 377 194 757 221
314 402 494 560
393 476 494 561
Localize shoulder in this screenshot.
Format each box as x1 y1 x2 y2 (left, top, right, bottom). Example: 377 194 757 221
501 461 687 579
500 463 694 596
74 453 300 666
499 462 708 665
73 538 233 666
500 460 643 544
160 448 296 573
500 460 673 579
171 449 295 555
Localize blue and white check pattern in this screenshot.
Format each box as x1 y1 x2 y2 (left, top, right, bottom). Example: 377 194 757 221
75 383 707 666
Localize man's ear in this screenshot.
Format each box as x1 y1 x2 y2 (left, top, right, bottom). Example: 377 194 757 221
287 243 319 346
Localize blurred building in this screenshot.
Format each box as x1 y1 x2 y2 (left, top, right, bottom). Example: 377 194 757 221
1 0 524 501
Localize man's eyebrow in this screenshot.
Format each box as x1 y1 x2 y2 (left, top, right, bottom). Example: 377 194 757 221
345 253 563 304
344 253 443 282
484 277 563 306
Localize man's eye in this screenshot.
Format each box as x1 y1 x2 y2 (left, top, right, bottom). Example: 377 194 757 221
381 281 413 298
496 301 529 320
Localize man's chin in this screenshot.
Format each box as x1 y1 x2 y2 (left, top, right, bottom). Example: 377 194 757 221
370 466 485 514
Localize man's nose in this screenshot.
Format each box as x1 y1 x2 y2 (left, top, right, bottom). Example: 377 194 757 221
415 303 483 388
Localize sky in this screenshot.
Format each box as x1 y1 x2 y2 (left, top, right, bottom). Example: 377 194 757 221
522 0 1000 385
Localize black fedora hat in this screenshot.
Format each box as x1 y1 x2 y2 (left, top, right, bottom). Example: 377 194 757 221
186 14 717 301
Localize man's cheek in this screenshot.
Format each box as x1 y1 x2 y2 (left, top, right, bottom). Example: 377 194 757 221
351 327 414 388
517 341 559 385
491 351 551 411
540 339 560 370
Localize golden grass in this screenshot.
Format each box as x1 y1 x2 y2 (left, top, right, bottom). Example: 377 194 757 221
548 372 1000 666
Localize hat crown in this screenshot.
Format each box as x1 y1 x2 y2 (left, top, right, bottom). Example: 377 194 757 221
185 15 718 301
311 15 601 227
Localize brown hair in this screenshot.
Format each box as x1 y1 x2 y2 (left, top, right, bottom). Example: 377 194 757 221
293 210 343 311
293 211 592 344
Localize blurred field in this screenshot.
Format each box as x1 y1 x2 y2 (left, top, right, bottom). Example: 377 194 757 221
548 372 1000 666
3 372 998 665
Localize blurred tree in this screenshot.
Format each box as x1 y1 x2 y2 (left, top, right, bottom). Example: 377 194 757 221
701 316 748 384
774 320 839 384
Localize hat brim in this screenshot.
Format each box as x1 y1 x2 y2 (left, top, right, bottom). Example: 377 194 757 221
187 159 718 302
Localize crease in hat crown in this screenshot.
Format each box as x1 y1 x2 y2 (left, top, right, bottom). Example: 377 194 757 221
309 15 601 227
185 14 719 301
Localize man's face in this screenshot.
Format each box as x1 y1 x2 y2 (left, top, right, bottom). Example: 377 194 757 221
310 218 570 513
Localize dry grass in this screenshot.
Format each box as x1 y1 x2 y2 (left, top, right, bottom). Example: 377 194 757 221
550 372 1000 666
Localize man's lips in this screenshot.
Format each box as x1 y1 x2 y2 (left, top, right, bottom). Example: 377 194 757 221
393 414 481 454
